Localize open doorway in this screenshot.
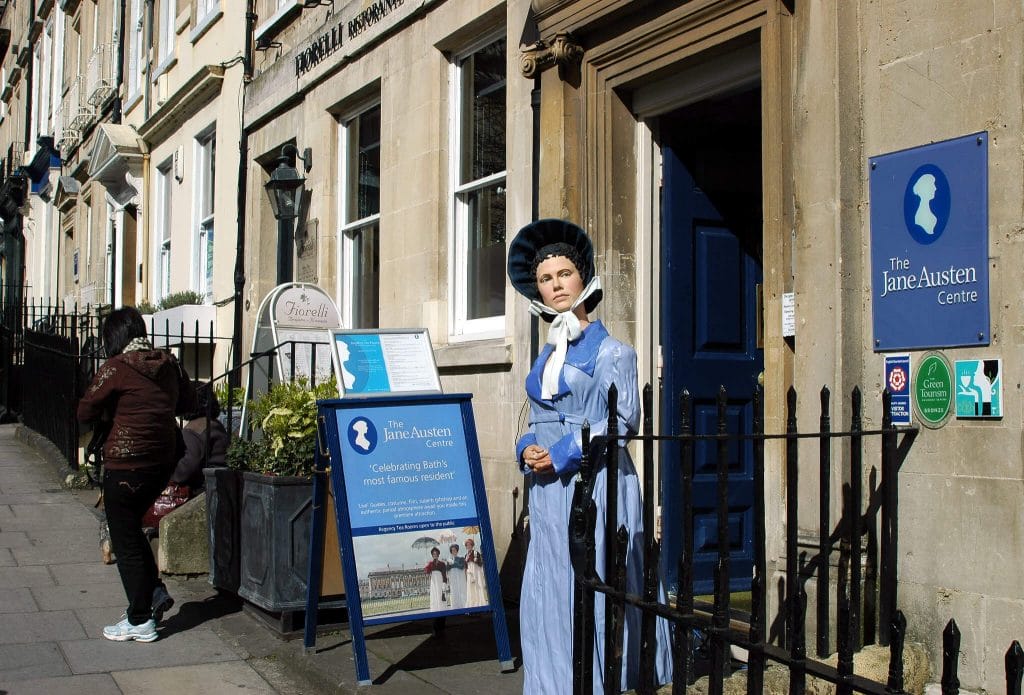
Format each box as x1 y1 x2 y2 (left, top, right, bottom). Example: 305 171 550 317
658 86 764 596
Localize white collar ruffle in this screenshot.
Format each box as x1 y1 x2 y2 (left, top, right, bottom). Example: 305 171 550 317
528 276 602 399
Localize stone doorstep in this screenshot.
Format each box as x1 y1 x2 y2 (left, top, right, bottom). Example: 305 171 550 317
671 642 931 695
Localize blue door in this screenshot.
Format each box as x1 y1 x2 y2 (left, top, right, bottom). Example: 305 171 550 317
659 89 763 595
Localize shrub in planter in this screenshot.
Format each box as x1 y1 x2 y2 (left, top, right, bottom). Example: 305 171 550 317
222 377 345 612
135 299 159 315
158 289 206 310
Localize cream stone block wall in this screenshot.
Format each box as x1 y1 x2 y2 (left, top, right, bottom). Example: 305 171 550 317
782 2 1024 692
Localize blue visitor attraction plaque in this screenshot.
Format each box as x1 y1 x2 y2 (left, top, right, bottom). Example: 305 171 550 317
869 132 989 351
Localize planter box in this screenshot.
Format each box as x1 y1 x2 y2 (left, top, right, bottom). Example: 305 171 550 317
149 303 216 348
238 471 345 612
205 467 242 592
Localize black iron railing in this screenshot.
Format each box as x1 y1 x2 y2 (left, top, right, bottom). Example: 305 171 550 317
569 384 1024 694
8 294 333 469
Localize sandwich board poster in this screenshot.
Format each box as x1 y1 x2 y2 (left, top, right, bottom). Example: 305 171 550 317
304 393 512 684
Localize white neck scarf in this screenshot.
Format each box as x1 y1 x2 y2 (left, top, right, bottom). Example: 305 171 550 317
529 276 602 399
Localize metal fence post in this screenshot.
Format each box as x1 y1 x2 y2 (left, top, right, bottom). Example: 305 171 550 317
1007 641 1024 695
941 619 961 695
818 386 832 657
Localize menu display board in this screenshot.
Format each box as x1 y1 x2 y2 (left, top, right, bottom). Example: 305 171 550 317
329 329 441 397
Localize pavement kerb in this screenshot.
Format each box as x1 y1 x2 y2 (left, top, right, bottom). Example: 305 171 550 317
15 424 92 489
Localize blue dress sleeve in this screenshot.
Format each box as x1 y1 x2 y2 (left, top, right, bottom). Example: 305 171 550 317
515 432 538 474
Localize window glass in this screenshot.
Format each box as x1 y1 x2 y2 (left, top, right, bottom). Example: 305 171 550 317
451 36 506 334
341 104 381 328
157 163 173 299
195 131 216 299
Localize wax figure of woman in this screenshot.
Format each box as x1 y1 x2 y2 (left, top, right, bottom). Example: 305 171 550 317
424 547 448 611
464 538 488 607
77 307 195 642
508 219 673 694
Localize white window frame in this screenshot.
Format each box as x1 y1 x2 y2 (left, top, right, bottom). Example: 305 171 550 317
126 0 142 100
85 195 93 269
91 1 100 52
158 0 175 65
31 42 42 142
197 0 219 22
336 101 381 329
40 20 53 136
155 161 173 300
105 199 115 303
192 126 216 301
447 31 507 341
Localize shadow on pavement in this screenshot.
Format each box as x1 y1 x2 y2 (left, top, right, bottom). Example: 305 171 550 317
367 613 522 685
160 590 245 636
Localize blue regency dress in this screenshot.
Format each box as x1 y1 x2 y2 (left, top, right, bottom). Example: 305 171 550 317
515 321 673 694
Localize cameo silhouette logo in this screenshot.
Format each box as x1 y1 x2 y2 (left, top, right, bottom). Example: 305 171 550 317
903 164 951 245
347 417 378 454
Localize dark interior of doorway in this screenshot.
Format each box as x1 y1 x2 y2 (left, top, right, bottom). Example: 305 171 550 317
658 85 764 604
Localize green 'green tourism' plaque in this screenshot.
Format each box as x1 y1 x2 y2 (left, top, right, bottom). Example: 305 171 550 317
913 353 953 428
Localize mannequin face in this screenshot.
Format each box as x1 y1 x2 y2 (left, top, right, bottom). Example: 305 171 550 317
536 256 584 313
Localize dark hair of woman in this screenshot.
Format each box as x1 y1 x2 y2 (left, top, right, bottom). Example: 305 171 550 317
184 383 221 421
450 544 459 552
101 307 148 357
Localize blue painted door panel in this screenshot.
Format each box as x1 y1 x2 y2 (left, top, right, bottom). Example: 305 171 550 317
659 90 763 596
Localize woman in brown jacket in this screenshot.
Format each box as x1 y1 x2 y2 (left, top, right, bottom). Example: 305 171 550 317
78 307 194 642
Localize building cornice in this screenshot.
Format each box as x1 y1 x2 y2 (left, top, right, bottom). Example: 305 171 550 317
137 65 225 145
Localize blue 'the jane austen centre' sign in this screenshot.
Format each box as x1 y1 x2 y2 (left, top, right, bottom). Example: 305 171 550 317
869 132 989 351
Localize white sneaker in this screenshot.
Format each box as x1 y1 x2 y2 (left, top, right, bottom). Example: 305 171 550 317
103 617 158 642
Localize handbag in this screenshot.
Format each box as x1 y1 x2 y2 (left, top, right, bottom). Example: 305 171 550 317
142 482 191 528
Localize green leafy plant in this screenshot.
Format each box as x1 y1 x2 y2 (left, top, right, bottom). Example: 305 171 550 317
135 300 159 314
158 290 205 310
213 381 247 409
227 376 337 477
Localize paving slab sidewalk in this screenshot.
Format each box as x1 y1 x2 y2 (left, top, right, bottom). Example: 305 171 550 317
3 424 525 694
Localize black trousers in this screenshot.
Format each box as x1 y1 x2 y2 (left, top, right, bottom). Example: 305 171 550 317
104 466 170 624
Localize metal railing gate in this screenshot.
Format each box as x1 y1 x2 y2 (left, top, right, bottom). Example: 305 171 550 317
569 384 1024 694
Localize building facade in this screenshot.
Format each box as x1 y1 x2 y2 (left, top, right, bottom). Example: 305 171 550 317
243 1 1024 690
0 0 244 378
2 0 1021 690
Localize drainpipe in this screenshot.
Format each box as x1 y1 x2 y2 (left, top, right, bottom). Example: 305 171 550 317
112 0 126 124
529 76 541 365
231 0 256 387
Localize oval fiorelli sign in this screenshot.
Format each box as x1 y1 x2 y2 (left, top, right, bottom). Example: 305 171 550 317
273 286 341 328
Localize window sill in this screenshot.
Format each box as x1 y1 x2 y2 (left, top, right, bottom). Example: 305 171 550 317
434 338 512 370
190 9 222 44
123 90 142 116
254 0 300 46
153 53 177 81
